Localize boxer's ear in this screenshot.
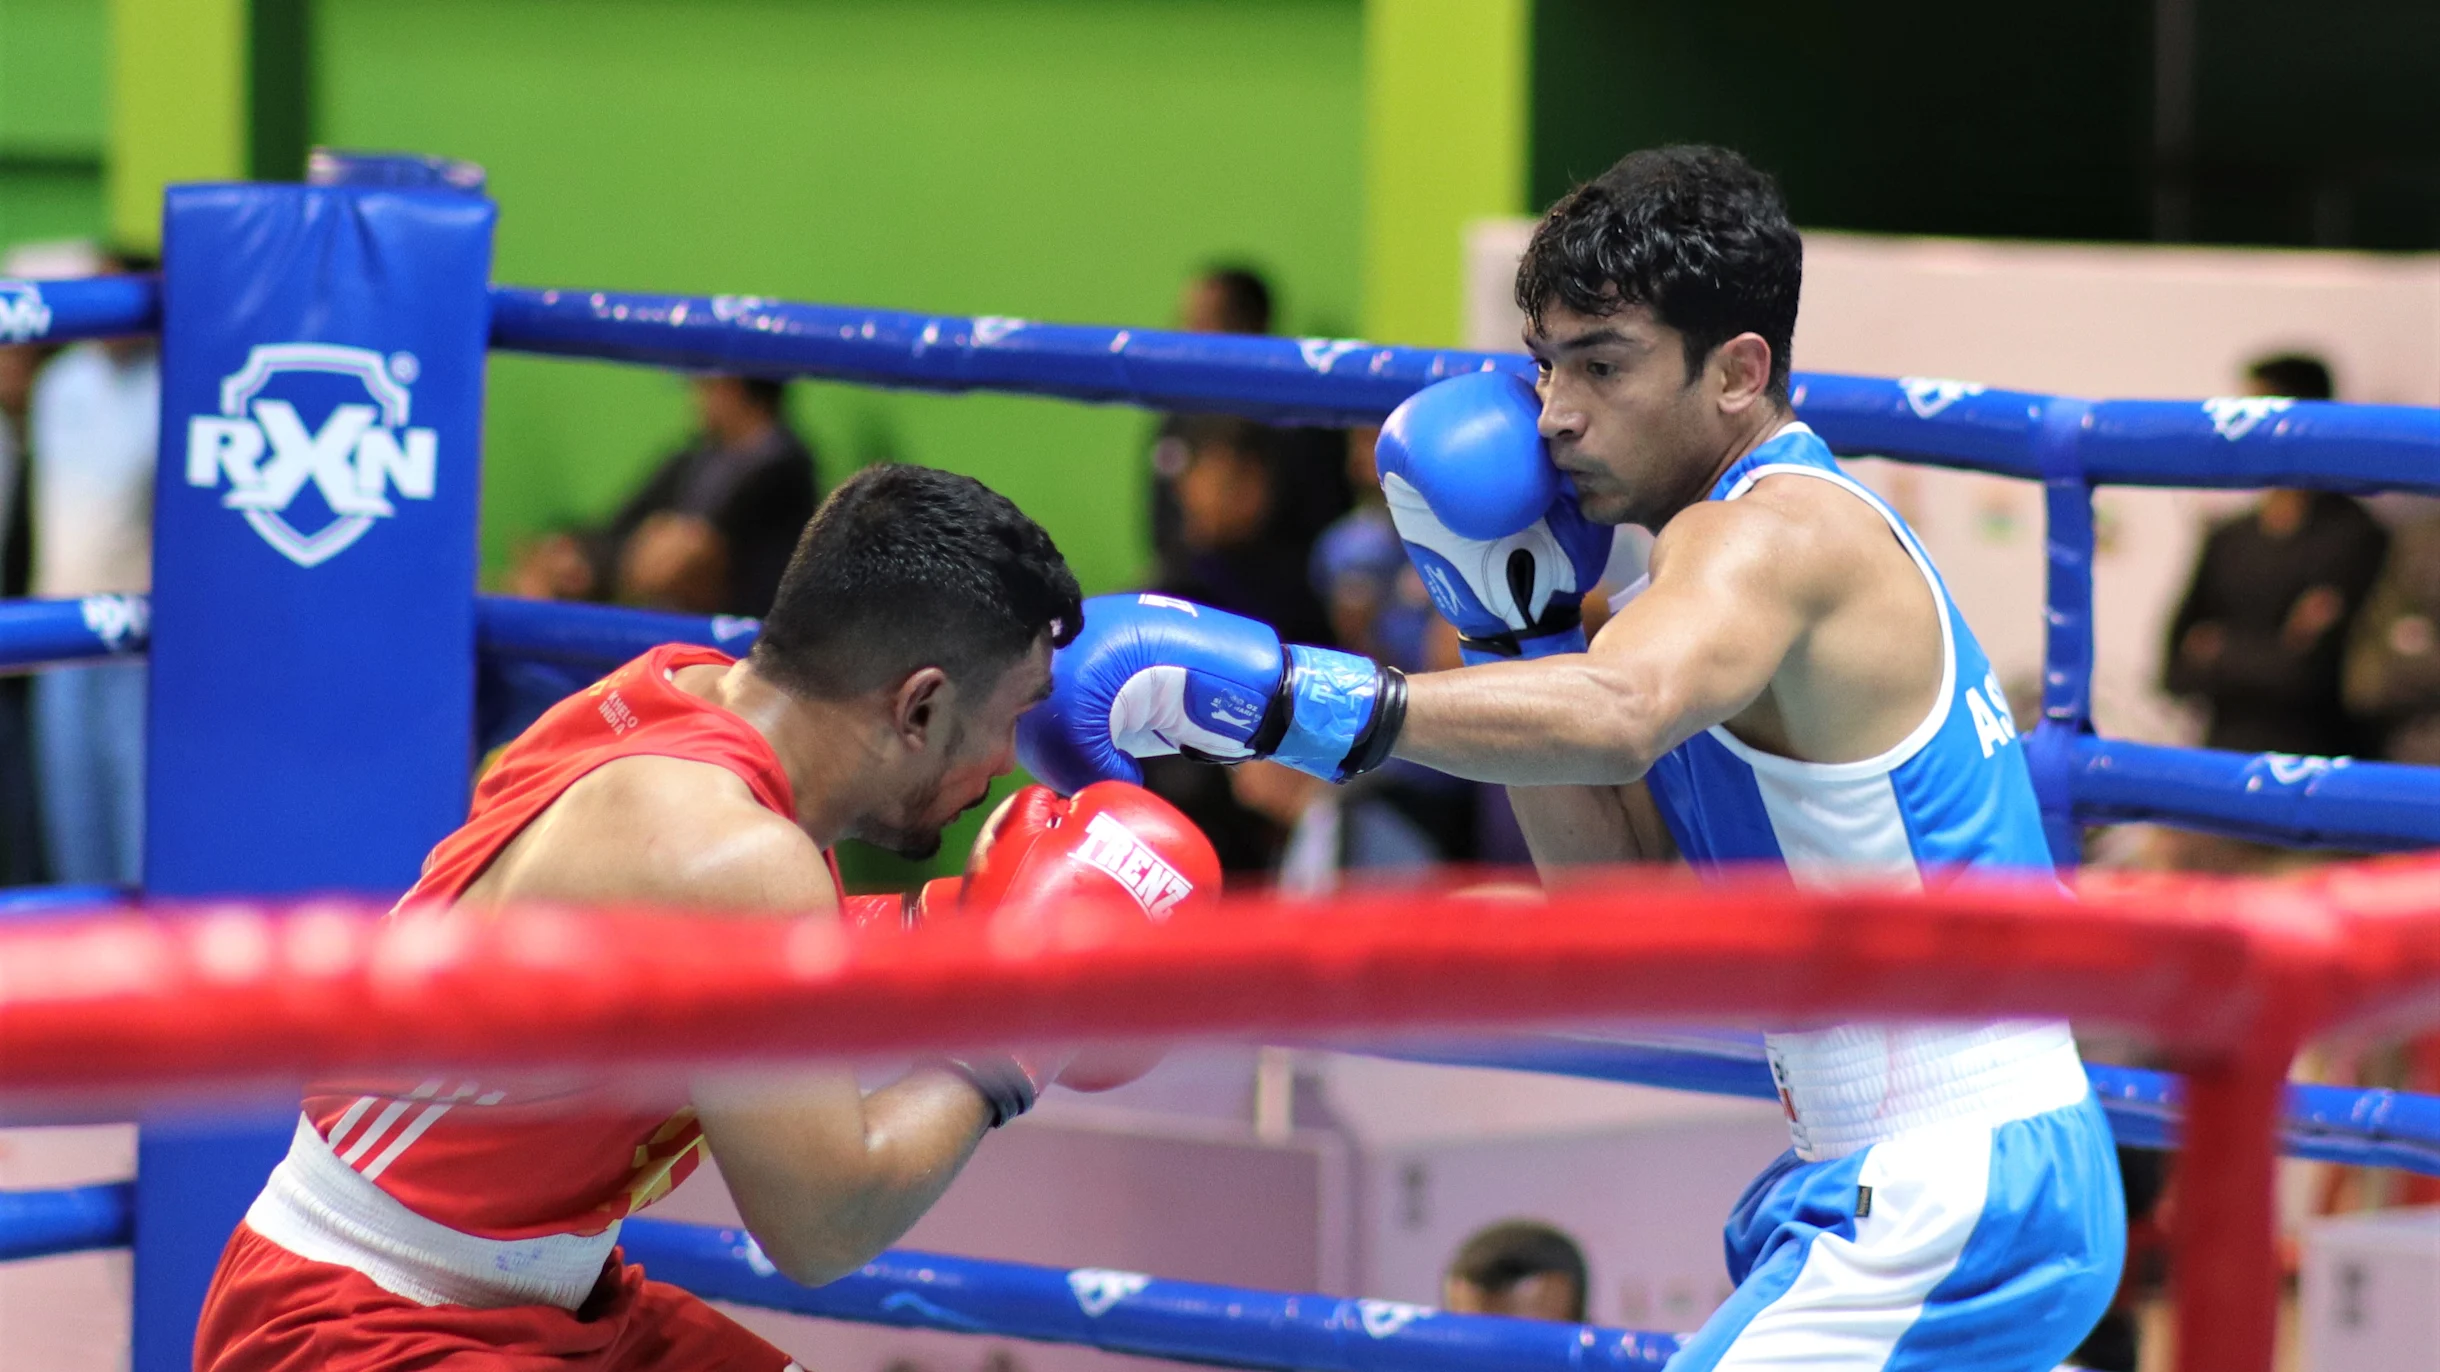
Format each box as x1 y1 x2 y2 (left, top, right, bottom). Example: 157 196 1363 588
889 665 954 750
1710 331 1774 414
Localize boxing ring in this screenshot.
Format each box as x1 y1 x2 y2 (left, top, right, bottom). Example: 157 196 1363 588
2 160 2439 1372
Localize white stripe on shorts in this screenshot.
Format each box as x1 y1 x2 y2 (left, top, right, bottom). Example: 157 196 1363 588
1711 1120 1994 1369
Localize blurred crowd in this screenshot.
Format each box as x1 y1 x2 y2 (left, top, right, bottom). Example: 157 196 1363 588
0 242 159 892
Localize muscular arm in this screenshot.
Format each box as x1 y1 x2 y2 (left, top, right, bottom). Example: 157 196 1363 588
1507 780 1681 871
470 756 994 1286
1391 498 1817 786
695 1062 990 1286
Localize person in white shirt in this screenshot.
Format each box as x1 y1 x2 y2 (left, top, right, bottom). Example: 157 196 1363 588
26 250 157 885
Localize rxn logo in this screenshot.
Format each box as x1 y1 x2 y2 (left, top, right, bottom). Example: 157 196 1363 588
185 343 437 567
0 283 51 343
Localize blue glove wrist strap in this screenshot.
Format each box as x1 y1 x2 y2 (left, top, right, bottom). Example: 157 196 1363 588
1458 625 1588 668
1273 646 1383 781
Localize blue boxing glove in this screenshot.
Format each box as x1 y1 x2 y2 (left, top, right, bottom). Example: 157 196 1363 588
1018 593 1407 795
1376 371 1613 665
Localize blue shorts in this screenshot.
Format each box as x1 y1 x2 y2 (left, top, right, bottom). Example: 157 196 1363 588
1666 1095 2124 1371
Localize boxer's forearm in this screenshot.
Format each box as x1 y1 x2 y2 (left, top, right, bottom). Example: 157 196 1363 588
1391 657 1678 785
698 1066 990 1285
1508 783 1635 868
798 1069 994 1273
1508 781 1681 870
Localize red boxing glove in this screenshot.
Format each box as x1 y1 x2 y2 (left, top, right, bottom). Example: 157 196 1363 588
962 781 1222 1094
962 781 1219 920
838 878 963 934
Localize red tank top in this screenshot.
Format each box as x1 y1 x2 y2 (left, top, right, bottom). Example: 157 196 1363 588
300 644 819 1240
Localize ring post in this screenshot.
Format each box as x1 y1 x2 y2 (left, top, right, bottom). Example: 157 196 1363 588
2026 396 2095 868
133 174 495 1370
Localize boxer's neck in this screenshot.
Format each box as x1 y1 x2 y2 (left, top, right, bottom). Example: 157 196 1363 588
687 660 887 848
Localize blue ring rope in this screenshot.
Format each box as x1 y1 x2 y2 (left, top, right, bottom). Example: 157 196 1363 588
0 596 149 674
0 1188 1682 1369
0 1182 132 1262
1365 1030 2440 1175
614 1224 1686 1371
13 277 2440 492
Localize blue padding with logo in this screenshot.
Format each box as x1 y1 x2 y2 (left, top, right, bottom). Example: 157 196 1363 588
137 179 496 1372
618 1223 1683 1372
150 181 493 890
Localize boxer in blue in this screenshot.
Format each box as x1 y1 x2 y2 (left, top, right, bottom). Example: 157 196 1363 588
1022 145 2123 1369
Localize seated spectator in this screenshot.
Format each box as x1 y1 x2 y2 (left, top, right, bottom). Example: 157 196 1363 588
1442 1220 1589 1323
2163 354 2385 760
509 374 818 616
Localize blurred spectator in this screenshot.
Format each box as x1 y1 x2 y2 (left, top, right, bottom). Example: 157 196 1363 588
0 342 41 883
1311 427 1441 670
1226 760 1442 896
2335 479 2440 1218
27 248 158 885
508 374 818 616
2163 354 2385 760
1181 265 1271 338
1146 265 1350 591
1442 1220 1588 1323
1157 414 1331 645
1299 426 1485 866
2344 497 2440 764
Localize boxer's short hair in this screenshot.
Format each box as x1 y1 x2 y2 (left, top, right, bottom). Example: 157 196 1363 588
752 464 1081 699
1515 144 1802 403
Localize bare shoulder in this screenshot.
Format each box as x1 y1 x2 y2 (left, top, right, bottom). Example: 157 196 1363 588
469 754 834 915
1649 474 1883 608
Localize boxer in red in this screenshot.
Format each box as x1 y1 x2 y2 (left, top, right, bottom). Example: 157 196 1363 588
195 464 1222 1371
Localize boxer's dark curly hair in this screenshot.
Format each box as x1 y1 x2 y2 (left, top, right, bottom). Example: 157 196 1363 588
753 463 1081 699
1515 145 1802 403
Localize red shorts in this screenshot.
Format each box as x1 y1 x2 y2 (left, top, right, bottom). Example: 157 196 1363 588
195 1224 798 1371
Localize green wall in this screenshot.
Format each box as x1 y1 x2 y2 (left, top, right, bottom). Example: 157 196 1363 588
0 0 107 249
1361 0 1526 346
314 0 1364 596
313 0 1363 885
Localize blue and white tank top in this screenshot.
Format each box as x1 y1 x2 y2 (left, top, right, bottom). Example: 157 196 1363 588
1640 423 2088 1160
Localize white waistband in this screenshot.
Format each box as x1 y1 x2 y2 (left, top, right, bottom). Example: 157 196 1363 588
244 1114 619 1310
1763 1020 2090 1161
